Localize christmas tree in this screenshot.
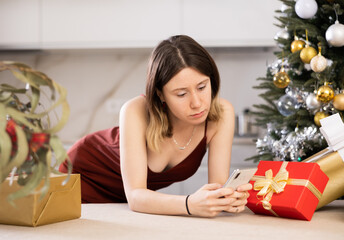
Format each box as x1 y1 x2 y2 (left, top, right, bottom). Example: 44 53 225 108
249 0 344 162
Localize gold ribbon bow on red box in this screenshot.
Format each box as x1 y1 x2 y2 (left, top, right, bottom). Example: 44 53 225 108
251 162 322 217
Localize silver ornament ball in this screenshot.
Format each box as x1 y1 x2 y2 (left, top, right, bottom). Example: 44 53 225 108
306 93 321 109
277 94 300 116
326 20 344 47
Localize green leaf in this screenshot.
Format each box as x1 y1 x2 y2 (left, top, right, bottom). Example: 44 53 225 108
37 149 51 200
7 161 46 204
25 71 56 101
4 61 31 69
25 71 54 89
0 103 12 182
49 136 68 169
30 86 40 113
10 70 39 90
0 84 26 94
43 82 70 134
0 91 12 102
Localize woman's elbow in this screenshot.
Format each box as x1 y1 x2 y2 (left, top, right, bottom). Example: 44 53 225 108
126 189 143 212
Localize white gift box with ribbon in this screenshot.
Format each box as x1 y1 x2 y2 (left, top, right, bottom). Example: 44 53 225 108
319 113 344 161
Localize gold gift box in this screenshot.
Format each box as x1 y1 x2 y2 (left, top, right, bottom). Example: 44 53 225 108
303 148 344 209
0 174 81 227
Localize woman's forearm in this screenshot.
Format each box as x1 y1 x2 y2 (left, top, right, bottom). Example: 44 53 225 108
127 188 189 216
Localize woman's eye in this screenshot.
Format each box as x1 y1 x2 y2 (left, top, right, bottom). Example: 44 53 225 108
177 92 186 97
199 85 206 90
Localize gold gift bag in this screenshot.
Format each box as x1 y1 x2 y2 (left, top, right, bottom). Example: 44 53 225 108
303 148 344 209
0 174 81 227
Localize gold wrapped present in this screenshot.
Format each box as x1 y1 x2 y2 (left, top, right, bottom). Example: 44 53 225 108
303 148 344 209
0 174 81 227
303 113 344 209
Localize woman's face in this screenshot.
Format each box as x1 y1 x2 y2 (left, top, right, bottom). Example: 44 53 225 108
160 67 212 126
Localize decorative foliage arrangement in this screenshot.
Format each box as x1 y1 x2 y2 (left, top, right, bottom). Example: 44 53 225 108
0 61 71 202
249 0 344 162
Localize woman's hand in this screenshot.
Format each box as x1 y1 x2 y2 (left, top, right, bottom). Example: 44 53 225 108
186 183 235 217
223 183 253 214
187 183 252 217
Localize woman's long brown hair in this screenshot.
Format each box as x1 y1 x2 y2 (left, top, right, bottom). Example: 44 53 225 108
146 35 222 152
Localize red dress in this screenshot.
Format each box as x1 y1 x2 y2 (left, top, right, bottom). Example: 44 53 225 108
59 124 207 203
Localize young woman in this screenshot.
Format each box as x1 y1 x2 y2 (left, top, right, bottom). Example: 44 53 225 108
59 35 252 217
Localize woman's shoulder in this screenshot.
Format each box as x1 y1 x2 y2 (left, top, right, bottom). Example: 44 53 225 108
219 98 234 114
206 98 234 141
121 95 146 110
120 95 148 125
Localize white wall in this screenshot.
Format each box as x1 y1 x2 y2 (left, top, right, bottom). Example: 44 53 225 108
0 46 276 144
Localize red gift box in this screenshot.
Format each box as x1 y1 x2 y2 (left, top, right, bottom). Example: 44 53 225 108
247 161 329 221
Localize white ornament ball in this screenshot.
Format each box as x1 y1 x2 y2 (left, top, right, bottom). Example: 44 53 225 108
295 0 318 19
306 93 321 109
274 29 290 40
310 55 328 72
326 20 344 47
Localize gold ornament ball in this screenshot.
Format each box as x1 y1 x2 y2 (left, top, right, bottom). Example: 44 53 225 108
316 85 334 103
333 93 344 111
273 71 290 88
300 46 318 64
314 112 329 127
291 40 305 53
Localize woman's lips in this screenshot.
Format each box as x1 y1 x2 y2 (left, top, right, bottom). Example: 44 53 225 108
190 110 205 118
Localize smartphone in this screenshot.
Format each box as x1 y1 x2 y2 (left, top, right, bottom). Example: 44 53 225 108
223 168 257 190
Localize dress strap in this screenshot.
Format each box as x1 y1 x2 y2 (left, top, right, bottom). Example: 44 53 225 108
204 120 208 137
